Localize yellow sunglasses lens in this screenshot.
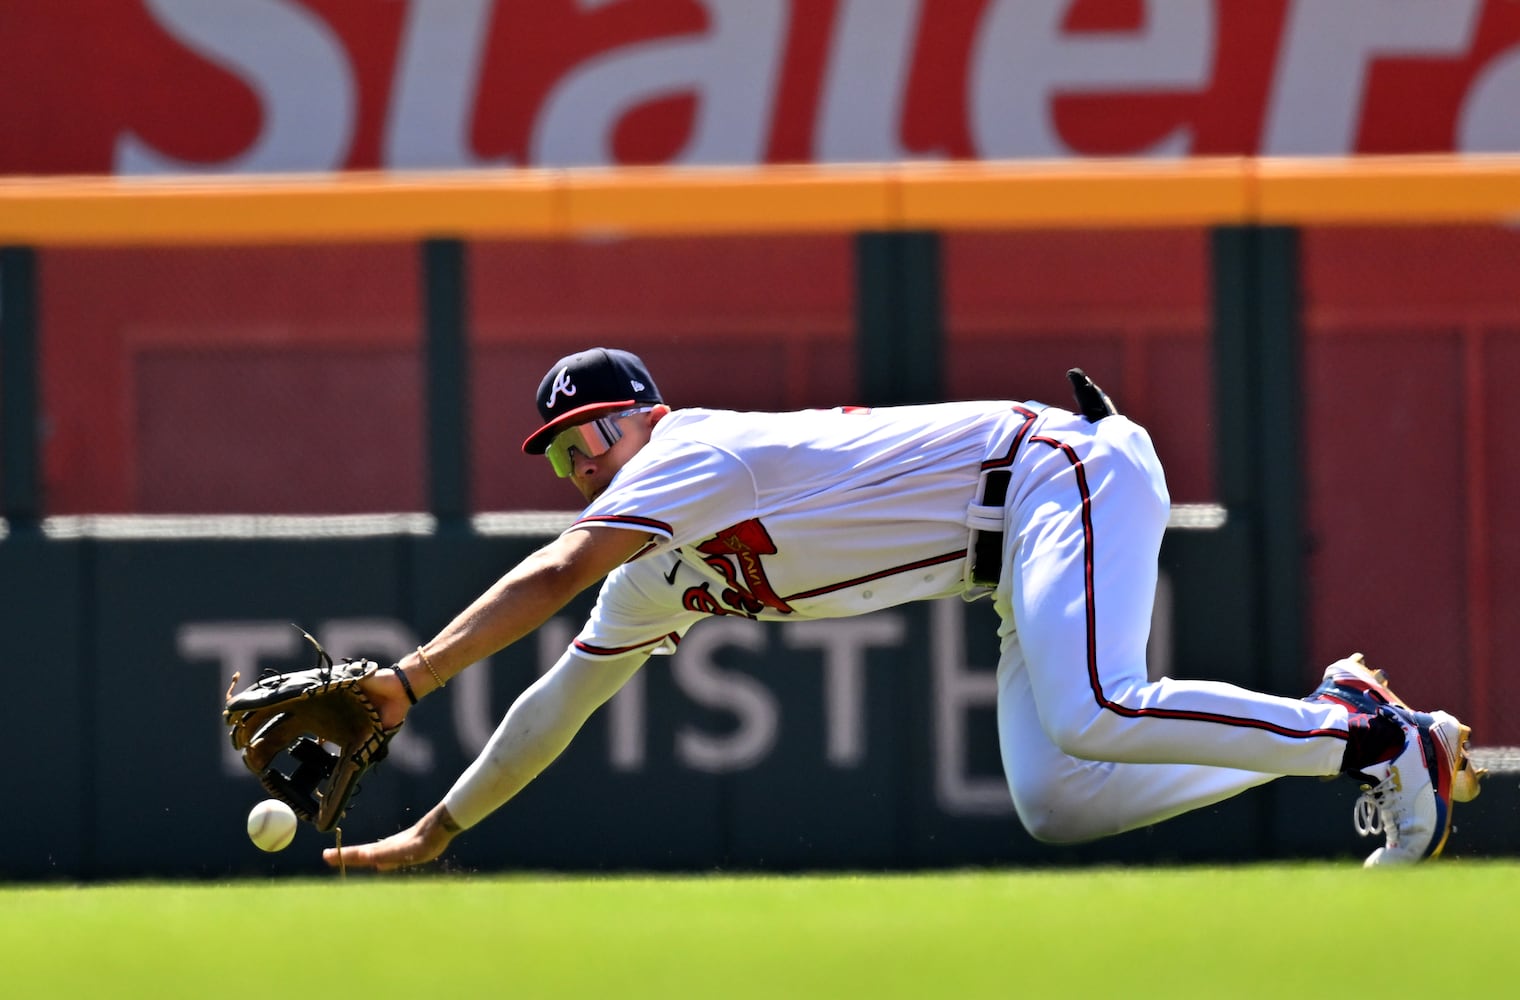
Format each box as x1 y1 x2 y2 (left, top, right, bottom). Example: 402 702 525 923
544 419 618 478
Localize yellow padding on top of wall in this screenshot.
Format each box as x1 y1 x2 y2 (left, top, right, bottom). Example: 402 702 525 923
1255 155 1520 224
2 156 1519 246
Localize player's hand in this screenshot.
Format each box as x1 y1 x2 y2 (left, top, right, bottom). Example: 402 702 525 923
323 804 459 872
359 667 414 731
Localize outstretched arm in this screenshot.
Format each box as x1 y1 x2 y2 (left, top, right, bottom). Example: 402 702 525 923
320 522 652 871
324 648 645 871
360 524 652 729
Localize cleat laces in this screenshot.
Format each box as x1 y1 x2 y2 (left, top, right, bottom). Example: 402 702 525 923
1353 788 1385 837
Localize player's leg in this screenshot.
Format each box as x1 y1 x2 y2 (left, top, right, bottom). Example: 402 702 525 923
995 409 1478 859
995 641 1277 842
997 411 1349 777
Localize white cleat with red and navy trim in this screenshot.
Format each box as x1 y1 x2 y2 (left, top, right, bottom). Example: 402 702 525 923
1309 654 1483 865
1354 707 1470 866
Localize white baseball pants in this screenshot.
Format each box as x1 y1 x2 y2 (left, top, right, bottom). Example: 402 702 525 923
992 409 1349 843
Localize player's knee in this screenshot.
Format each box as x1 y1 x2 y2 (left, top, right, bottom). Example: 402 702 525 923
1007 773 1105 844
1016 808 1088 844
1011 795 1103 844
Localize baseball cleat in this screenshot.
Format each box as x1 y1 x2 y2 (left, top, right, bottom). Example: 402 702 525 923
1310 652 1486 803
1352 705 1472 866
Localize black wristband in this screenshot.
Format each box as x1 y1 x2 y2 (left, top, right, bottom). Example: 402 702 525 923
391 664 419 705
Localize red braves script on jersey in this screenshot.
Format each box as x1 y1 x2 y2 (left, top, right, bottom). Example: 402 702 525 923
569 402 1041 657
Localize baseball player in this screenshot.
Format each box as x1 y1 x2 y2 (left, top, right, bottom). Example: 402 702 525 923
322 347 1479 870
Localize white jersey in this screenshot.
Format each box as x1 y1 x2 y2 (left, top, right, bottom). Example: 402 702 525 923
568 401 1044 658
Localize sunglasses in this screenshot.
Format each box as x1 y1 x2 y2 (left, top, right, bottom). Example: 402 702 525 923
544 407 651 478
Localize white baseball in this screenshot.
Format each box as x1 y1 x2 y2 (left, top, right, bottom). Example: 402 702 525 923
246 799 298 852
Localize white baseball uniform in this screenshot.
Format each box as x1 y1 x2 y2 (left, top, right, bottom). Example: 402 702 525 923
445 402 1350 840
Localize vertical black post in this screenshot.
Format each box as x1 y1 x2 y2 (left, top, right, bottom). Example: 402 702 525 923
1253 227 1305 697
422 239 470 528
1210 228 1258 517
855 232 943 405
1 246 40 532
1210 225 1305 697
856 234 896 405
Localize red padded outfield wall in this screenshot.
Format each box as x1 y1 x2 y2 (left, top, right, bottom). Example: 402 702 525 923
37 232 1214 515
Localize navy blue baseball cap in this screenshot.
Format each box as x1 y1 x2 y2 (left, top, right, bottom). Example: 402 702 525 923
522 347 664 454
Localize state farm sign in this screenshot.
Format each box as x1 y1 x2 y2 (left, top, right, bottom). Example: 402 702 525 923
6 0 1520 176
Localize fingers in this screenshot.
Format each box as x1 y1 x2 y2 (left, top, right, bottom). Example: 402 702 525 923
322 841 398 871
323 843 378 870
321 834 436 872
317 806 456 873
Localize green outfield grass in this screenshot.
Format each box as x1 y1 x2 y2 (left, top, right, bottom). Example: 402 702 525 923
2 863 1514 998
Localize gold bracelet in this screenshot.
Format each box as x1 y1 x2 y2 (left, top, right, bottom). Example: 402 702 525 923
417 644 446 692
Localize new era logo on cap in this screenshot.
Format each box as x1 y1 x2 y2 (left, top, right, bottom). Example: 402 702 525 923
523 347 663 455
